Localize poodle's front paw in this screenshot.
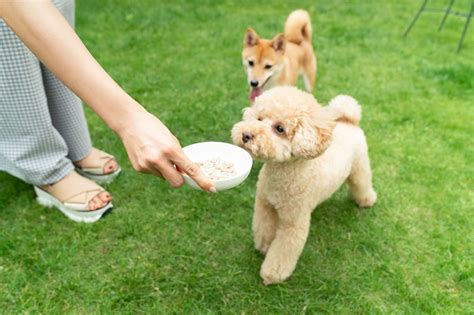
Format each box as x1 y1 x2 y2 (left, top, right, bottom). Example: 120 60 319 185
356 188 377 208
253 225 276 255
260 257 295 285
254 233 273 255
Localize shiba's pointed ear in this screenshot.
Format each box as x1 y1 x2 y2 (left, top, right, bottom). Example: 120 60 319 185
244 28 259 47
271 33 285 52
291 111 335 159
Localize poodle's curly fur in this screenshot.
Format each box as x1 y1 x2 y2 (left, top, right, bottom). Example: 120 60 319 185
232 86 377 285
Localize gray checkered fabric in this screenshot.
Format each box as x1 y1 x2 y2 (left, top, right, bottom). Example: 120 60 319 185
0 0 92 186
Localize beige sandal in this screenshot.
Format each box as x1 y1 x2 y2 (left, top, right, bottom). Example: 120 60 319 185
34 171 112 223
75 148 121 184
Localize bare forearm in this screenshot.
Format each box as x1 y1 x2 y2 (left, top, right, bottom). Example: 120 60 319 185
0 0 143 133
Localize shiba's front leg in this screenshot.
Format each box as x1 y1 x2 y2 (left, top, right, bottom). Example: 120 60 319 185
253 196 278 254
260 211 311 285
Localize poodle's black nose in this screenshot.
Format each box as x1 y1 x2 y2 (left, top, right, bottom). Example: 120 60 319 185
242 132 254 143
250 80 259 87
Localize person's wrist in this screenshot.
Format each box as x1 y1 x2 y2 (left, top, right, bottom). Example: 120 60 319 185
110 100 148 137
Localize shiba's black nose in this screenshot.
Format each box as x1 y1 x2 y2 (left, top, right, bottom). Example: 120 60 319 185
242 132 254 143
250 80 259 87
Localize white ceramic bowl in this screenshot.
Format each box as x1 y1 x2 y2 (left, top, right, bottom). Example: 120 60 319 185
182 142 253 191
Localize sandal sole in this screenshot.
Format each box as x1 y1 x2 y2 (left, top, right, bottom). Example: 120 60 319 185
34 186 112 223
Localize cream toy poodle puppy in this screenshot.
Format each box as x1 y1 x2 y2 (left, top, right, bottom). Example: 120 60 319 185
232 86 377 285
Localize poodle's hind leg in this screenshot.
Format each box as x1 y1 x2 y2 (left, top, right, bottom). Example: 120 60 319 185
347 148 377 208
253 197 278 255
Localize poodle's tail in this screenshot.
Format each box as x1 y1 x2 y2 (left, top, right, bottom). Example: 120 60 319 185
328 95 362 125
284 10 312 45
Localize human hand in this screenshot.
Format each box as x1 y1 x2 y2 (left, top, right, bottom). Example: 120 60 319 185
118 109 216 192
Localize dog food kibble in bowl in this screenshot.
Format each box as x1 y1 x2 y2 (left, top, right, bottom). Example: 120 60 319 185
182 142 253 191
197 158 237 180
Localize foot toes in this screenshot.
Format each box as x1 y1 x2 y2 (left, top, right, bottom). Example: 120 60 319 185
88 199 98 211
95 196 106 207
88 195 108 211
98 191 112 203
103 159 118 174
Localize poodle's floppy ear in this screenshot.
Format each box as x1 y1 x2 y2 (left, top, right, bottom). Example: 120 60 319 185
291 111 335 159
244 28 260 47
271 33 285 52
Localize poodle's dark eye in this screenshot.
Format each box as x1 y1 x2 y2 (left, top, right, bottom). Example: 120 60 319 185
265 64 272 69
274 124 285 134
257 117 262 121
248 60 254 67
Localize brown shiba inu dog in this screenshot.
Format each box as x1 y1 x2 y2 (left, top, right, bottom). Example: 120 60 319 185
243 10 317 102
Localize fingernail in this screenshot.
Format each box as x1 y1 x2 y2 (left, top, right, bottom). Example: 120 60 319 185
208 186 217 193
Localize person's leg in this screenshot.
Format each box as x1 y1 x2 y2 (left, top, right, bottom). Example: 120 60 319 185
44 0 90 162
44 0 118 174
0 18 110 212
41 64 92 162
0 19 73 186
42 66 119 176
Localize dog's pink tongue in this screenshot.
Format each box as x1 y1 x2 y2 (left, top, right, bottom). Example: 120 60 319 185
250 88 262 102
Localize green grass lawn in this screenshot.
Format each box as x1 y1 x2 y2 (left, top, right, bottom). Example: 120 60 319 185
1 0 473 313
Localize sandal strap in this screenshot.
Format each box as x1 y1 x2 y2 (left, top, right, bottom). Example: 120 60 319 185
76 148 116 173
41 171 105 204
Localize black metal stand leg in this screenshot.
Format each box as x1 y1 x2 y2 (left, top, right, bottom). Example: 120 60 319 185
439 0 455 31
404 0 429 37
457 2 473 52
